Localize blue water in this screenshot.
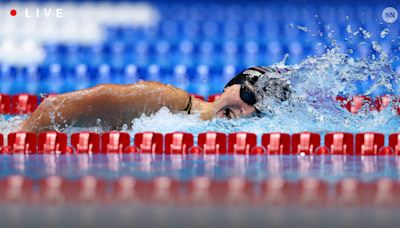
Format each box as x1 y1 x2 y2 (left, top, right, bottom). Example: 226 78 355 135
0 154 398 184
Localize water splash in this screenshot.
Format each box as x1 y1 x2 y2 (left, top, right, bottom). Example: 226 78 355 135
297 25 308 32
380 28 390 38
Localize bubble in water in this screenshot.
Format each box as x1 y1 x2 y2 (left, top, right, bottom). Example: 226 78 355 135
350 42 353 45
203 80 206 83
380 22 383 26
317 42 321 46
357 42 366 47
346 16 349 20
96 118 101 126
353 31 359 36
344 38 348 42
380 28 390 38
348 49 353 53
297 25 308 32
372 54 376 60
325 25 331 29
122 124 128 131
347 25 352 34
315 15 318 18
290 23 293 28
392 40 395 44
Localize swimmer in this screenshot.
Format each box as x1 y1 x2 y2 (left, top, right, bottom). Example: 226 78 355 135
20 66 290 133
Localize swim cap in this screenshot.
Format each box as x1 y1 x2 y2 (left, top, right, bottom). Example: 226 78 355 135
224 66 280 89
224 66 291 104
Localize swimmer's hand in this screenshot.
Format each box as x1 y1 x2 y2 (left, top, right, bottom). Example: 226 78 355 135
20 81 193 133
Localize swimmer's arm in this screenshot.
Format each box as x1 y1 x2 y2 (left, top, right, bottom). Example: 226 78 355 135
20 81 191 133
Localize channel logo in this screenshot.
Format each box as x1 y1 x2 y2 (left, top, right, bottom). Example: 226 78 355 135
9 9 63 17
382 7 398 23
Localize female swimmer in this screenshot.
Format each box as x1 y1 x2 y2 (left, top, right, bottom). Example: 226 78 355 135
20 66 290 133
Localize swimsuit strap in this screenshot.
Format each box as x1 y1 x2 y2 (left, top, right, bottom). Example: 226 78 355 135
184 95 192 114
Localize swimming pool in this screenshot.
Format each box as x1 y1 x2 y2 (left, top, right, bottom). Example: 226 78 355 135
1 0 400 227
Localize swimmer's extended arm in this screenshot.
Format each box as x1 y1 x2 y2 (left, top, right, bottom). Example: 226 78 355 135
20 81 191 133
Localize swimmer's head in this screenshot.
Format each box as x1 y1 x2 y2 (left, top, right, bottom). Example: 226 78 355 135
212 66 291 119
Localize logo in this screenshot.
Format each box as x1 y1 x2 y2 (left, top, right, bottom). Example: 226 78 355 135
382 7 398 23
9 9 63 17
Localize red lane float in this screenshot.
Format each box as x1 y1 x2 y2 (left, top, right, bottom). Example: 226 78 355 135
371 178 400 207
136 177 179 204
101 132 135 153
324 132 354 155
0 133 3 148
1 132 37 154
335 178 367 206
210 177 252 205
194 132 227 154
292 132 321 155
0 93 11 114
38 131 73 154
258 178 291 206
134 132 163 153
40 93 58 103
0 175 33 202
164 132 194 154
228 132 259 154
67 175 106 203
11 93 38 114
262 133 290 155
113 176 138 203
39 176 67 204
71 132 100 154
189 93 204 101
295 178 329 206
207 94 221 102
355 132 385 155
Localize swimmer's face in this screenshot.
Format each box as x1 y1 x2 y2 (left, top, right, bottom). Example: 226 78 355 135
213 84 256 120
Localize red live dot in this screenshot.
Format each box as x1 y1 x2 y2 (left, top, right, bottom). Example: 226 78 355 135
10 10 17 16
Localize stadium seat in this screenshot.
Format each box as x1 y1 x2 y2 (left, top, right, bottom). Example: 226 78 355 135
261 133 290 155
228 132 258 154
164 132 194 154
189 93 205 101
291 132 321 155
195 132 227 154
1 132 37 154
0 175 33 202
0 93 11 114
38 131 73 154
40 93 58 103
101 132 132 153
70 132 100 154
134 132 163 154
11 93 38 114
324 132 354 155
39 176 67 204
207 94 221 102
355 132 385 155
